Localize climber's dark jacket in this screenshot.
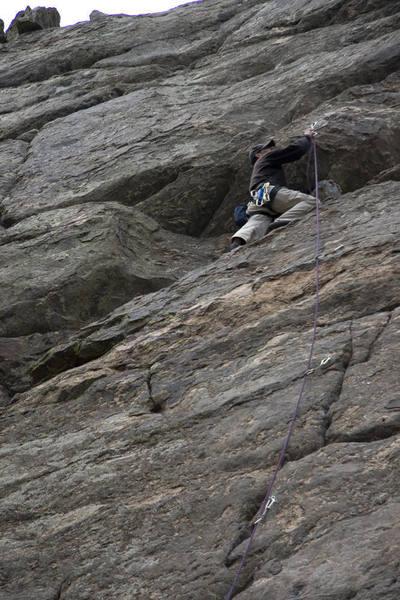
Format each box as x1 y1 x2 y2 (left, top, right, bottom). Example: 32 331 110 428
249 135 311 193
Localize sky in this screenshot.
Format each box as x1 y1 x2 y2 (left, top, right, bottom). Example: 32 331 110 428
2 1 201 30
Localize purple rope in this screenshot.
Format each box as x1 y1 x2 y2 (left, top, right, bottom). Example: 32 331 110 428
226 138 321 600
306 141 313 194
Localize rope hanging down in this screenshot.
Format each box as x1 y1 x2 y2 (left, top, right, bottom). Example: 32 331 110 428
226 137 321 600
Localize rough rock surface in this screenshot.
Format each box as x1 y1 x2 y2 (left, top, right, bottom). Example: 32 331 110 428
0 1 399 599
0 19 5 43
5 6 61 42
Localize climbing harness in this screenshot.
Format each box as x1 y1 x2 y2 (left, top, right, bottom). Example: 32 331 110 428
248 181 280 216
251 181 272 206
226 132 322 600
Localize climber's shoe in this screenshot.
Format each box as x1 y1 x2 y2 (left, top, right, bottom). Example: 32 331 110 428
231 241 242 251
230 237 246 251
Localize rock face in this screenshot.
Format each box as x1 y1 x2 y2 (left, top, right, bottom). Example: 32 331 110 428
0 1 399 599
5 6 61 41
0 19 5 43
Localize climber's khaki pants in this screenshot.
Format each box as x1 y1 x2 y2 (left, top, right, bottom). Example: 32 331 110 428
232 214 272 244
272 187 317 220
232 187 317 244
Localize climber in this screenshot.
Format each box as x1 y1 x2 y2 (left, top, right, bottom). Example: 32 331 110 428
231 129 317 250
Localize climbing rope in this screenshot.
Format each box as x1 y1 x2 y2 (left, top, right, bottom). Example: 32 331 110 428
226 136 321 600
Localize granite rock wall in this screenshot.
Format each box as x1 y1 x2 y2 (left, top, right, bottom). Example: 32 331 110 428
0 1 399 598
